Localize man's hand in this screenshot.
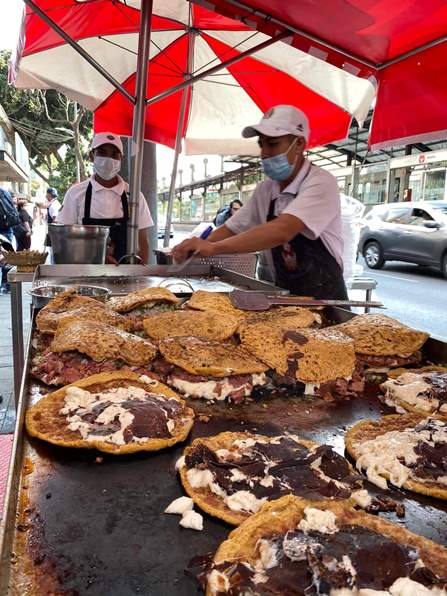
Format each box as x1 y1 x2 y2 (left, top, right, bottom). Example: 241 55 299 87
171 237 216 263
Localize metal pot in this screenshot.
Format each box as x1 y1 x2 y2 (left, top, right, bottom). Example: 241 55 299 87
29 285 111 309
49 224 110 264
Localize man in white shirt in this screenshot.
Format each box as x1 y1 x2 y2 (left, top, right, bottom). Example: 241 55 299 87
57 132 153 264
172 105 348 299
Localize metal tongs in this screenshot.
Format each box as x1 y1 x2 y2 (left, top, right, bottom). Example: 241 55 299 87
229 290 383 311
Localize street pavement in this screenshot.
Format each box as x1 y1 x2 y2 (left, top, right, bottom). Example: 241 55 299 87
356 258 447 341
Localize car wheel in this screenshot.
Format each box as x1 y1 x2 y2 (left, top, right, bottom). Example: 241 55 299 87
442 254 447 279
363 241 385 269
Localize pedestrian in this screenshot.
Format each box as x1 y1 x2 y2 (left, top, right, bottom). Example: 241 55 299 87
213 199 243 227
0 234 14 294
172 105 348 300
57 132 153 264
14 199 33 250
0 187 20 245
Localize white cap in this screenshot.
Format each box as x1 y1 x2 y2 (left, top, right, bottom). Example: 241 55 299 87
92 132 123 154
242 105 310 142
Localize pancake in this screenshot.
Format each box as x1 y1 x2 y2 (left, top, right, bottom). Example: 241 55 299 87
26 371 194 454
178 431 364 525
240 323 355 384
107 287 180 313
158 336 267 377
205 496 447 595
37 304 130 335
50 319 157 365
345 413 447 499
143 310 238 341
186 291 247 321
334 313 429 357
380 371 447 417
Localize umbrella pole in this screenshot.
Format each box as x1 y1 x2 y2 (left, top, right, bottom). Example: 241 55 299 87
127 0 154 262
163 30 196 248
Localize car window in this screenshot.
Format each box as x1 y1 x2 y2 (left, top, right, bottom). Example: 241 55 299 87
384 207 411 224
408 208 434 226
366 208 388 221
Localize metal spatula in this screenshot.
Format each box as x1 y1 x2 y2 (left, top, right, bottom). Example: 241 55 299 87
229 290 383 311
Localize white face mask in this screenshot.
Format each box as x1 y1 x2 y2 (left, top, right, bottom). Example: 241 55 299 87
93 156 121 181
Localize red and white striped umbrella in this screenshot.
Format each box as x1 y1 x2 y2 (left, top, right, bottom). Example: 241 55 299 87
11 0 375 155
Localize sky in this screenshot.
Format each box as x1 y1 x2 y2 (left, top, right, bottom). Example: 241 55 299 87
0 0 241 188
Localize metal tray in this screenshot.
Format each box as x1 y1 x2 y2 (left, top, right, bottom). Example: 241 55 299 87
31 264 285 296
1 307 447 595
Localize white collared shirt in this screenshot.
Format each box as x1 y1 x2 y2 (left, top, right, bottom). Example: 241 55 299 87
225 159 343 281
57 176 153 229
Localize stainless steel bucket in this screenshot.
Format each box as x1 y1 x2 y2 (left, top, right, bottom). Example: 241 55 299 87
49 224 110 264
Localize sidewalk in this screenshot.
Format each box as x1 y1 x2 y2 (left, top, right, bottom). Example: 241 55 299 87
0 224 45 434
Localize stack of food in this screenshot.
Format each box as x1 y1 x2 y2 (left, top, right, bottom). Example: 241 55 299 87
31 319 157 385
107 287 180 331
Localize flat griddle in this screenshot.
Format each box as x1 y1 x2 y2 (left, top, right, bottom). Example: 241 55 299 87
2 306 447 595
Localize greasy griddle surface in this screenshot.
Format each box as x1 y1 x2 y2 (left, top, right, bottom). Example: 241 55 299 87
12 384 447 595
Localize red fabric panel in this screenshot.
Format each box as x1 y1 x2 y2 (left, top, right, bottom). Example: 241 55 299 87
370 42 447 149
192 3 250 30
94 34 191 149
23 1 183 56
199 0 447 64
202 33 351 148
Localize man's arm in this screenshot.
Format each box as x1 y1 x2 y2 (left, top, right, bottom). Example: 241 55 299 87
207 224 235 242
138 228 149 264
171 215 304 262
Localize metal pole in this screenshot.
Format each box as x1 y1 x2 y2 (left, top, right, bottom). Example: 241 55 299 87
163 29 196 247
22 0 135 105
74 101 81 183
147 31 290 108
127 0 153 260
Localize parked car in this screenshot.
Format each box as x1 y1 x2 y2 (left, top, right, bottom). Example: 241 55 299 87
359 200 447 278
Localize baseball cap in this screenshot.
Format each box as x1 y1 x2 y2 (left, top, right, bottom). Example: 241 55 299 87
46 187 58 197
92 132 123 154
242 105 310 142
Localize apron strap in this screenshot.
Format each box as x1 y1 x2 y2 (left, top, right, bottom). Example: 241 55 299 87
120 190 129 221
84 181 93 220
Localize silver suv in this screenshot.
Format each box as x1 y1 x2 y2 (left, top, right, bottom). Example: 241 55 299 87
359 201 447 278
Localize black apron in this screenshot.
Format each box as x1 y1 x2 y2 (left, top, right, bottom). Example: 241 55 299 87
267 165 348 300
82 182 129 262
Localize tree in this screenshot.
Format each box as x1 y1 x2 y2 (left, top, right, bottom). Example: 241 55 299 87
0 50 93 195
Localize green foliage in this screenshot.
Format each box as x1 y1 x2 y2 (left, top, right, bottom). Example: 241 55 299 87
0 50 92 195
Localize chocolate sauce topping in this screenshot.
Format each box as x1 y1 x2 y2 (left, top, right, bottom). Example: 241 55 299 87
422 372 447 406
282 331 309 346
210 525 445 595
80 395 182 443
402 419 447 482
186 437 361 501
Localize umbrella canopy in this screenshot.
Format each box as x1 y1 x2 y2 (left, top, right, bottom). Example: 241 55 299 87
190 0 447 150
11 0 375 155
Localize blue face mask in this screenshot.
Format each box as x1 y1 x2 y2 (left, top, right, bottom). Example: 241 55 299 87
261 139 297 181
